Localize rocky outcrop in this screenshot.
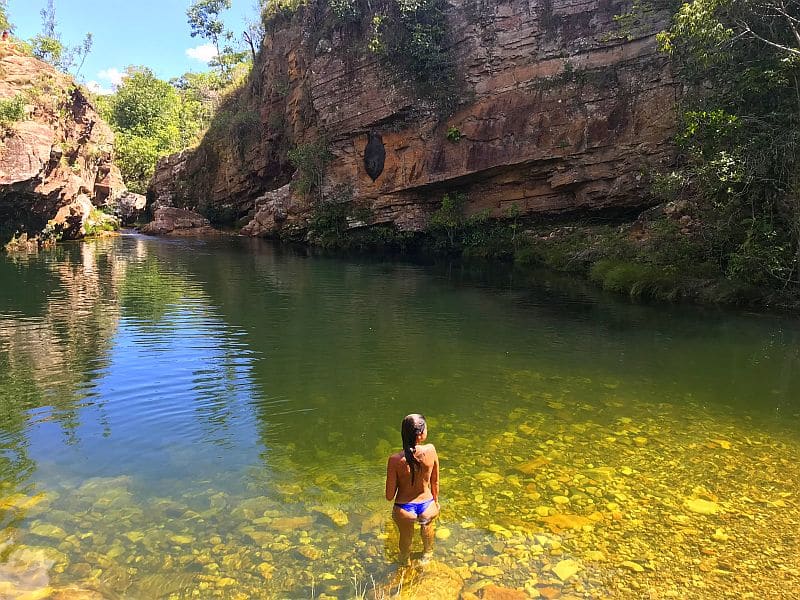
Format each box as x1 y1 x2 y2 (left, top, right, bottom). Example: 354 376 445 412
0 46 127 247
149 0 677 237
139 207 214 236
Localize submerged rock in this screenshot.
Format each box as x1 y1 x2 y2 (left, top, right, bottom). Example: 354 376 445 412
374 560 463 600
684 498 720 515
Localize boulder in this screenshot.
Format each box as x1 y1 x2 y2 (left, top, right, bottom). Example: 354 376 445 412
139 207 213 236
373 560 463 600
108 191 147 225
240 184 295 238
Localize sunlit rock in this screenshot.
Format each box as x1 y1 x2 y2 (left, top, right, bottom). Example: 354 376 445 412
552 559 581 582
684 498 720 515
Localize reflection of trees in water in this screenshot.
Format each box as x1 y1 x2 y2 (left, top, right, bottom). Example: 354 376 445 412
0 240 126 491
120 257 185 325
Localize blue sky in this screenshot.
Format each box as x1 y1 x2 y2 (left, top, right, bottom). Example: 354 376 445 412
7 0 258 92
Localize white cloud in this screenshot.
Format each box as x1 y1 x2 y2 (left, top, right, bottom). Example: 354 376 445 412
97 67 126 87
186 43 218 63
86 81 113 96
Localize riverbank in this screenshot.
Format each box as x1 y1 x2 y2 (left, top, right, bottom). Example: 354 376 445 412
271 205 798 312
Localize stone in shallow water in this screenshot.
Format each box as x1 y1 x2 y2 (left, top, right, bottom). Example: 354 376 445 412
540 513 593 531
515 456 550 474
312 506 349 527
476 472 505 486
51 586 105 599
29 523 66 540
621 560 645 572
553 559 580 581
169 534 195 545
257 562 274 580
0 493 49 513
684 498 720 515
481 584 530 599
124 531 144 544
376 560 463 600
474 565 504 577
584 466 615 481
272 515 315 531
297 545 323 560
435 527 451 540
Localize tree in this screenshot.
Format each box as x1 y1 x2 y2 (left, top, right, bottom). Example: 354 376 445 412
1 0 11 31
104 67 182 193
658 0 800 289
73 33 93 78
28 0 93 76
30 0 64 67
243 1 266 61
187 0 233 76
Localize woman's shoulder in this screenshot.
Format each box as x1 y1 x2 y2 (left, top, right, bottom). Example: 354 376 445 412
387 451 404 464
418 443 438 457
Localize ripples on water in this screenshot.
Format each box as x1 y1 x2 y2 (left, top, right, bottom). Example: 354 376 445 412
0 234 799 598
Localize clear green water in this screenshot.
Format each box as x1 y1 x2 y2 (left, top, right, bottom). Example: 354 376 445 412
1 234 799 599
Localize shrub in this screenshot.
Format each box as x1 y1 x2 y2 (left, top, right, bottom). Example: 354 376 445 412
288 140 332 200
0 95 25 131
446 125 462 142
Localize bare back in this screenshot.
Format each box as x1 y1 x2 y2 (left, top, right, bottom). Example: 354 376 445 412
386 443 439 504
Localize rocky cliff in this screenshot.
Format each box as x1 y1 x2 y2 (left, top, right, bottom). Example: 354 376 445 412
150 0 677 238
0 45 128 249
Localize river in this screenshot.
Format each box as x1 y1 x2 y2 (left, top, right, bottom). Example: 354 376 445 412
0 233 798 598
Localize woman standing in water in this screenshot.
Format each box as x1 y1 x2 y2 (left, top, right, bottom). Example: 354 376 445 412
385 414 440 565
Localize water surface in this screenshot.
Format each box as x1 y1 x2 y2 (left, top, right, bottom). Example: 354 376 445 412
1 234 799 598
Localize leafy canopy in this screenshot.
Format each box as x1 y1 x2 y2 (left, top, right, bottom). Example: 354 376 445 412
657 0 800 289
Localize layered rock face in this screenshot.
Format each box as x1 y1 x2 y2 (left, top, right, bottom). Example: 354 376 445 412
151 0 677 237
0 47 128 246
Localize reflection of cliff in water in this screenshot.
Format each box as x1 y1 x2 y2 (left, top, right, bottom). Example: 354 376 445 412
0 241 128 485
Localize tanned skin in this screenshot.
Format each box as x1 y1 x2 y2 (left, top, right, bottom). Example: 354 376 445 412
385 425 440 564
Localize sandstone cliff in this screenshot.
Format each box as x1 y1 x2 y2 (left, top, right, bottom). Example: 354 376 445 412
149 0 677 238
0 45 126 249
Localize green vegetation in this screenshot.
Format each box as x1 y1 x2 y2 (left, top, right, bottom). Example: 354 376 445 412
305 195 415 252
98 68 183 193
92 0 256 195
0 0 10 31
652 0 800 301
262 0 307 24
83 208 119 237
446 125 462 142
365 0 458 111
27 0 93 76
187 0 248 78
288 141 333 200
0 94 25 132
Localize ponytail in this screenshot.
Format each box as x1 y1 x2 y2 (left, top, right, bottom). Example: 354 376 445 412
401 414 426 485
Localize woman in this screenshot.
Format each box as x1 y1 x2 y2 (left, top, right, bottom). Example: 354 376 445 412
385 413 440 565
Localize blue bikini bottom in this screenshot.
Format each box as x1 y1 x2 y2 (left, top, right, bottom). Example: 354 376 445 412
394 497 434 516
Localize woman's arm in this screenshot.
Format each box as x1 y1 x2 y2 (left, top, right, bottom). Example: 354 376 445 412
430 447 439 503
385 456 397 501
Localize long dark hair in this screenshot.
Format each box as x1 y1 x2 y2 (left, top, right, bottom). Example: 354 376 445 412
401 414 426 484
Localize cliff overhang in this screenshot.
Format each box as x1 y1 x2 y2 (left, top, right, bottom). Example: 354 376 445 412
149 0 678 239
